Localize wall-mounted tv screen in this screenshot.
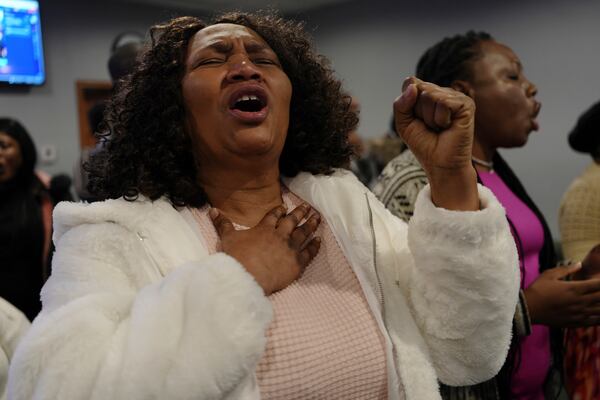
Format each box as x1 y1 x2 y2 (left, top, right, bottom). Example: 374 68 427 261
0 0 45 85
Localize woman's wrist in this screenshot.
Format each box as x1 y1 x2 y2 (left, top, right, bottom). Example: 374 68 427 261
427 166 479 211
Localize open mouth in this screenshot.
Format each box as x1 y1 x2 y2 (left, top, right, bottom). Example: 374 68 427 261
232 95 265 113
228 86 269 123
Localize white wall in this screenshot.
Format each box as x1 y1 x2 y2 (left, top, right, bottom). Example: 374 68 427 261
303 0 600 240
0 0 197 176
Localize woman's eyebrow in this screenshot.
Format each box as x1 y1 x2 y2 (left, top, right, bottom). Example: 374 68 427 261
206 41 233 54
514 60 523 71
192 39 273 64
244 41 271 54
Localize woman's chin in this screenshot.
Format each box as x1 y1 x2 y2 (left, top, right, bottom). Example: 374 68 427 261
230 130 283 158
231 139 279 159
499 129 531 149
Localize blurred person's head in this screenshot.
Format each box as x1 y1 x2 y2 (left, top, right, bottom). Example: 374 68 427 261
108 33 144 83
87 12 357 207
0 118 37 186
568 100 600 161
416 31 541 151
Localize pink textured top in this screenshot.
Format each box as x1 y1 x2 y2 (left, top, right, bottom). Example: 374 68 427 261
479 170 550 400
191 189 388 400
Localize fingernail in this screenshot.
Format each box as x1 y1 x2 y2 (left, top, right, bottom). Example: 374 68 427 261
209 208 219 219
402 76 414 91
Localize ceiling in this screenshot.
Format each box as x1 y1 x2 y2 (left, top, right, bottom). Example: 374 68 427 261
113 0 352 14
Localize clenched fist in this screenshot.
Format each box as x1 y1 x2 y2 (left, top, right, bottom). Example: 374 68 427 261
394 77 479 211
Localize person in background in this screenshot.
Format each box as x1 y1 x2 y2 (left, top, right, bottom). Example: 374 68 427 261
347 99 405 188
366 116 406 183
347 97 379 187
88 34 145 136
74 34 144 201
0 118 52 321
9 13 519 400
559 99 600 400
372 116 424 221
373 31 600 400
560 100 600 263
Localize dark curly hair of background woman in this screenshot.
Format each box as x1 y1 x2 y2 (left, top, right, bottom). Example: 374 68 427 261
86 11 358 208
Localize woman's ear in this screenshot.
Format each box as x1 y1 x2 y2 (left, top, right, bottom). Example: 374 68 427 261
451 80 475 98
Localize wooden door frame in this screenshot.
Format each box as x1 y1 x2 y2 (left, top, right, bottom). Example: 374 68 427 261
75 80 112 149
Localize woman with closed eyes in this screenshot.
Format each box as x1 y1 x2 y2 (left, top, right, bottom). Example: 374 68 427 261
9 14 519 400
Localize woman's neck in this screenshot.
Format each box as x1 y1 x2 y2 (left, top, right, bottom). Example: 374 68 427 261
198 167 283 228
471 137 496 173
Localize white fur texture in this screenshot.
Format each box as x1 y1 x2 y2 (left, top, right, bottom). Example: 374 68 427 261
407 184 519 385
0 298 30 400
9 200 272 400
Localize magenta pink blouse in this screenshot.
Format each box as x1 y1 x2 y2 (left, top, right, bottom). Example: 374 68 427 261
479 170 550 400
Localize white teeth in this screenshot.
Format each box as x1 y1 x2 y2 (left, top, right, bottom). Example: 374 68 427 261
237 94 259 103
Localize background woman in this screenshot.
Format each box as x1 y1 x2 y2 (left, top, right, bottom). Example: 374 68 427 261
560 100 600 263
560 99 600 400
0 118 52 321
373 32 600 400
9 14 519 400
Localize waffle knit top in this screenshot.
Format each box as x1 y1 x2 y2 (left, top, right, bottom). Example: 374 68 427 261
559 161 600 262
190 189 389 400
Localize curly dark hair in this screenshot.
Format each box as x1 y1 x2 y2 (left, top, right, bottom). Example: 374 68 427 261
416 30 493 87
86 11 357 207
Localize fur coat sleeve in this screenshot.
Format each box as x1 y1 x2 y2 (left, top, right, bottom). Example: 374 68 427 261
8 212 272 400
396 184 519 386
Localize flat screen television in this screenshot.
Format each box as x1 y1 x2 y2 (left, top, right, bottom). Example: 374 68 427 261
0 0 45 85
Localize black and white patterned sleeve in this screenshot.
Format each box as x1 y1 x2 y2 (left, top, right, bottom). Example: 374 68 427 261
372 150 429 223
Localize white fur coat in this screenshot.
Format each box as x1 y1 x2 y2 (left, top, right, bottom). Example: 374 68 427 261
8 170 519 400
0 298 29 400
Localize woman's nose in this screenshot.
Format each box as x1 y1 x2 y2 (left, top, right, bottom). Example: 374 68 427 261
526 80 538 97
226 59 262 82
